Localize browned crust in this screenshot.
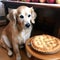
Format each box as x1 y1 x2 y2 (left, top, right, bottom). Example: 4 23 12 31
31 34 60 54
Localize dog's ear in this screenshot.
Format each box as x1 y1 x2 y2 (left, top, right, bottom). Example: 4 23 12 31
7 9 17 23
30 7 37 24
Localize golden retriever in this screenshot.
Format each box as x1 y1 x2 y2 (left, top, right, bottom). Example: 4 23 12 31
0 6 37 60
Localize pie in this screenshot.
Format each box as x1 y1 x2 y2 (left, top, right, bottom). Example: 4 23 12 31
31 34 60 54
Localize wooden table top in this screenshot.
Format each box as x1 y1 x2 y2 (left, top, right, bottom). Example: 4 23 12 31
25 37 60 60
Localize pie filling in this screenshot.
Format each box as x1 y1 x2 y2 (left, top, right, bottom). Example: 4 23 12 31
31 34 60 54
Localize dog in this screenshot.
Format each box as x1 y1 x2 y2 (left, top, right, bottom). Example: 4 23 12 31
0 6 37 60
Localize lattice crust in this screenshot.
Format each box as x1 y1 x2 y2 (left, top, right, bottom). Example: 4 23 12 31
31 34 60 54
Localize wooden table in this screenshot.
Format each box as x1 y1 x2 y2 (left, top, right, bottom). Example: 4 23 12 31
25 37 60 60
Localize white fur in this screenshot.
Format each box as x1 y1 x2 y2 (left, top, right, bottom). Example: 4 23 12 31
8 49 13 56
17 26 32 44
1 6 37 60
2 35 12 48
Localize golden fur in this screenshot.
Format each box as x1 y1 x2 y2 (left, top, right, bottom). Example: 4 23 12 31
0 6 36 60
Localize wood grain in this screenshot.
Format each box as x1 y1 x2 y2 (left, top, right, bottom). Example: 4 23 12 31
25 37 60 60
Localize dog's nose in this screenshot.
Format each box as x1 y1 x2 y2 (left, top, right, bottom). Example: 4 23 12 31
25 23 30 28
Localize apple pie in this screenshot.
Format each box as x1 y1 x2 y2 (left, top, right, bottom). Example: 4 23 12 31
31 34 60 54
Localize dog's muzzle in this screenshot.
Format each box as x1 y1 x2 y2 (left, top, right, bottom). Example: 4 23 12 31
25 23 30 28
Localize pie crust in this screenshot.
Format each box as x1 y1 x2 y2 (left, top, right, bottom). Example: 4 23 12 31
31 34 60 54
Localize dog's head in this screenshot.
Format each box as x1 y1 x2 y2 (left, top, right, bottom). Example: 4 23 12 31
7 6 37 28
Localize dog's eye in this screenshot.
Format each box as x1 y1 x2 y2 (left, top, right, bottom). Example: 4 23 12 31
20 15 24 18
28 14 31 17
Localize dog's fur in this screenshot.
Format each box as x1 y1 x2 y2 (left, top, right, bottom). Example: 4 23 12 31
0 6 36 60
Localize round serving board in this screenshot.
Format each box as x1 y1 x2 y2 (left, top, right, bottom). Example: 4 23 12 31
25 37 60 60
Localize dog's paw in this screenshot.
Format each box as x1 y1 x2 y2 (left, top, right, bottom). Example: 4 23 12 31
27 52 31 58
8 50 13 56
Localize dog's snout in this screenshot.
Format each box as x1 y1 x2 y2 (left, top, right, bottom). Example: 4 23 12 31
25 23 30 28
